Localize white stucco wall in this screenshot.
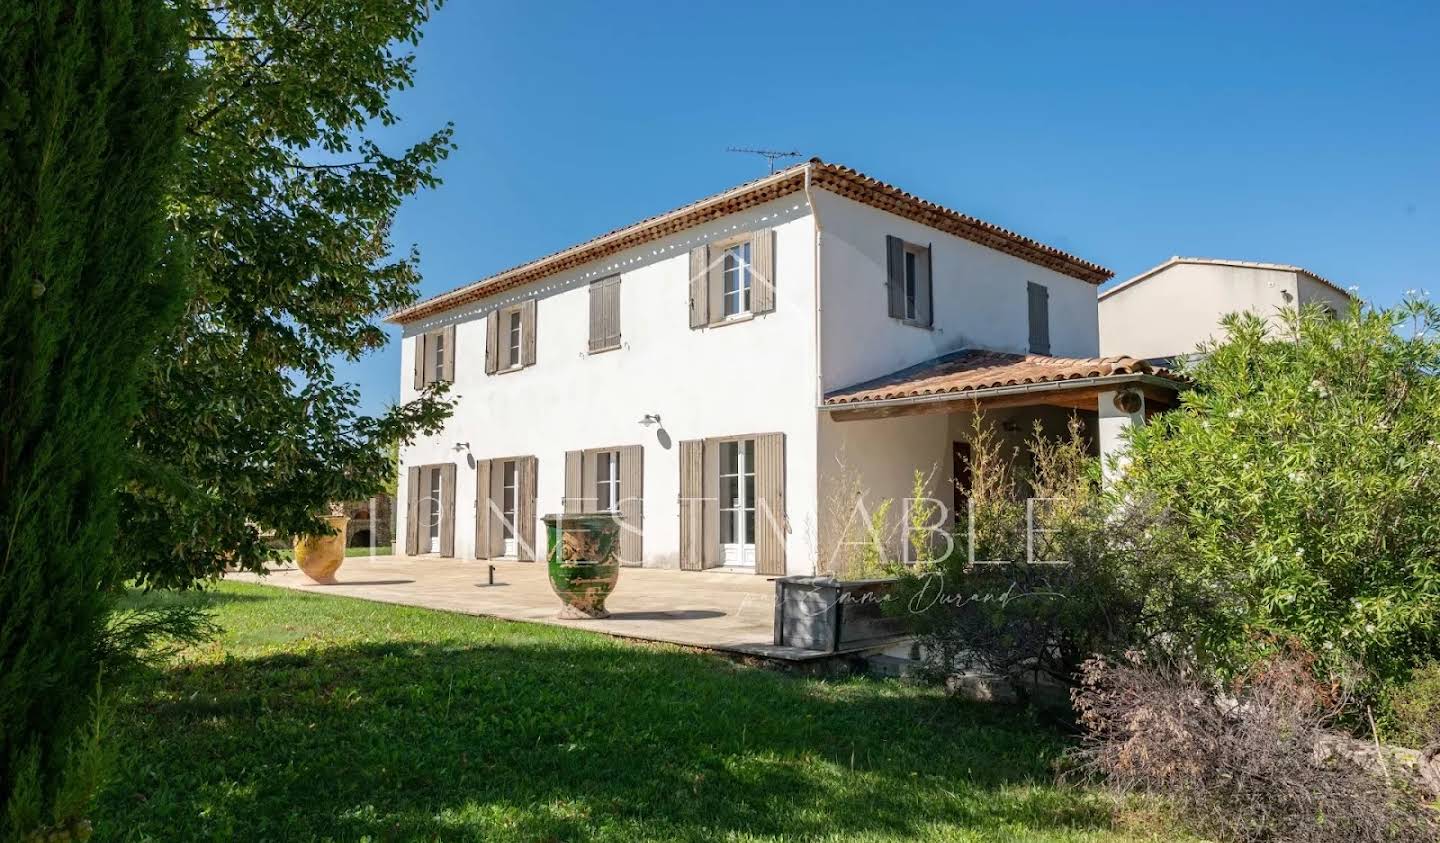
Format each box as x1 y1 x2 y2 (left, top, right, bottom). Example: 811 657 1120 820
813 191 1102 393
397 195 821 573
1099 263 1316 359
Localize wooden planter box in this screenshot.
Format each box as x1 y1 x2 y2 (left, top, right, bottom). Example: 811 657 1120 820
773 575 907 654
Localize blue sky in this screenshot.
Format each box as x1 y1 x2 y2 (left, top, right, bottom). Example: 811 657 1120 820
341 0 1440 415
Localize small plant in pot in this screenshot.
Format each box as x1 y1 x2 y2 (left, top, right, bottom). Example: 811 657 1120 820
543 512 622 619
293 502 350 583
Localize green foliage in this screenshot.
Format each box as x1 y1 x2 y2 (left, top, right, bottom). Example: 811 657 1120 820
118 0 456 590
90 583 1180 841
894 416 1193 686
1384 661 1440 748
1120 301 1440 698
906 468 940 566
0 0 188 836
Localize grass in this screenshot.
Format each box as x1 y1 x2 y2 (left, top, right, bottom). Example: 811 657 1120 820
95 582 1174 842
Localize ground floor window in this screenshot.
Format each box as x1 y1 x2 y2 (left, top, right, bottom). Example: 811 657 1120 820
595 449 620 512
719 438 756 567
426 466 443 553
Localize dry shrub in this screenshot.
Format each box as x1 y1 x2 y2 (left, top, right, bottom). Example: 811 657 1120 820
1070 649 1438 842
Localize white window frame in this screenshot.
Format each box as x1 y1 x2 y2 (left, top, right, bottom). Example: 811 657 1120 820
718 438 757 567
902 242 928 323
721 240 752 319
501 459 518 556
426 466 443 553
594 450 620 513
506 310 523 370
430 331 447 382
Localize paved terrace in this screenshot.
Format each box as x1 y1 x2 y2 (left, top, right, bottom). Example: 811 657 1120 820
229 555 824 660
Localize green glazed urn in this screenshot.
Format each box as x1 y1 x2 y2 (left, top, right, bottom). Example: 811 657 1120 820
543 513 622 619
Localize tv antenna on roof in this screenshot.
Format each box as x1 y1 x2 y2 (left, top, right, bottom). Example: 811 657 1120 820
727 147 803 174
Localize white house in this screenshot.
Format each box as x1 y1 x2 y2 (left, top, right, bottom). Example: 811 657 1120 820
1098 257 1355 361
388 160 1182 576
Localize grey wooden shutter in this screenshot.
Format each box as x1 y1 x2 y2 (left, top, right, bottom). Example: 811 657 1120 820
412 334 427 389
517 455 537 560
439 463 456 557
521 299 537 366
404 465 421 554
563 450 583 514
618 444 643 566
484 311 499 374
580 450 597 514
885 235 905 318
487 460 505 558
422 332 438 386
707 250 725 323
689 246 708 328
701 438 720 569
678 439 704 570
755 433 787 575
751 228 775 314
916 244 933 328
475 459 492 559
1027 281 1050 355
441 325 456 382
588 277 621 352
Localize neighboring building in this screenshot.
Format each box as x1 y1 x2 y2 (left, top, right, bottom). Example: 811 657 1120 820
1098 257 1355 361
388 159 1181 575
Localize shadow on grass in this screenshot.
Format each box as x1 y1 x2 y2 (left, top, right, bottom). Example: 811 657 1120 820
96 588 1115 842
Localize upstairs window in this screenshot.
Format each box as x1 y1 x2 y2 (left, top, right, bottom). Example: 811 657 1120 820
588 276 621 352
484 299 537 374
722 241 752 318
413 326 455 389
886 235 932 328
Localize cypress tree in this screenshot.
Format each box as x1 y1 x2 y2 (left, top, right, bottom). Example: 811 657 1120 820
0 1 187 837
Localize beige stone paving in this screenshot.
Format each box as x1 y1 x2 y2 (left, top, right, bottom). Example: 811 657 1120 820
227 555 811 658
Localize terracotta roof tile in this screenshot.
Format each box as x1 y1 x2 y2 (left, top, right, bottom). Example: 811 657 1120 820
823 349 1184 406
388 159 1113 324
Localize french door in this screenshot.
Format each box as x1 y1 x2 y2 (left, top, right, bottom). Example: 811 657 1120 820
719 439 756 567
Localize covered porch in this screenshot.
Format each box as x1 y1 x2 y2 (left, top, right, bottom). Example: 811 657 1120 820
818 350 1184 556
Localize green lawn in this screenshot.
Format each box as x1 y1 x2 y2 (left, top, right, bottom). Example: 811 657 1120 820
96 582 1171 842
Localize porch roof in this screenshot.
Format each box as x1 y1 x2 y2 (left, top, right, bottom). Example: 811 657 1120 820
822 349 1185 418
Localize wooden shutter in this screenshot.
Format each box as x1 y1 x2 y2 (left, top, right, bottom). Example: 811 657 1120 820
755 433 787 575
563 450 583 514
521 299 537 366
421 332 438 386
707 248 725 324
689 246 708 328
580 451 597 514
618 444 643 566
439 463 456 557
1027 281 1050 355
475 459 492 559
701 439 720 569
441 325 456 382
751 228 775 314
678 439 704 569
517 455 537 560
588 277 621 352
484 311 499 374
885 235 905 318
916 244 933 328
404 465 421 554
412 334 427 389
487 460 505 558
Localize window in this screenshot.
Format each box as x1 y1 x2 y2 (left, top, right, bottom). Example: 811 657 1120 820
431 331 446 382
1026 281 1050 355
886 235 932 328
485 300 535 375
414 326 455 388
507 310 522 369
501 459 518 556
588 276 621 352
722 241 752 318
594 450 620 512
718 439 757 567
426 466 443 553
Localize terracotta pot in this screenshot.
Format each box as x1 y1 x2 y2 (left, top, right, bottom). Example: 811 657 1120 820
543 513 621 619
293 515 349 583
